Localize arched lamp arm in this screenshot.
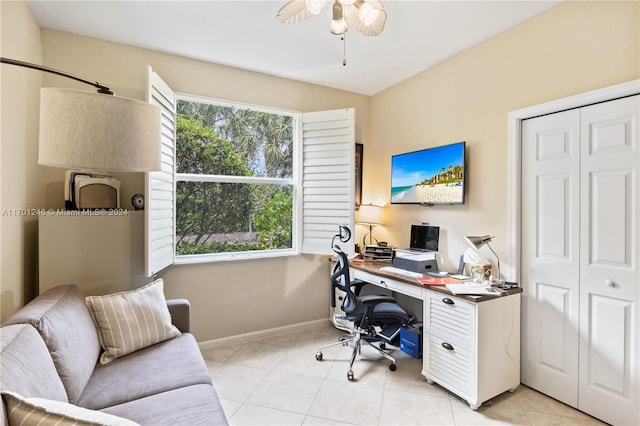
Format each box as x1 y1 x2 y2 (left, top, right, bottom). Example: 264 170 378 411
1 57 113 95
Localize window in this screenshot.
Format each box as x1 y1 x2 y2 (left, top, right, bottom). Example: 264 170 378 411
175 97 296 259
145 67 355 275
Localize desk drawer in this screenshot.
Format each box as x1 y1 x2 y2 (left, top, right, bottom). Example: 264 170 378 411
352 269 423 299
427 293 475 348
425 333 473 397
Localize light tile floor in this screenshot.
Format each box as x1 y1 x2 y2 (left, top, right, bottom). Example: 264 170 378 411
201 323 606 426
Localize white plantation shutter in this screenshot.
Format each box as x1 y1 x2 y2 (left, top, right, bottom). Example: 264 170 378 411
145 66 176 276
301 108 355 255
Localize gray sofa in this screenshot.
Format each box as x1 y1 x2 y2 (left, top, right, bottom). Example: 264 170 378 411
0 284 228 425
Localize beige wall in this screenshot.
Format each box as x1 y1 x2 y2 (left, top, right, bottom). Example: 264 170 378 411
366 1 639 278
35 29 371 341
2 1 638 339
0 1 43 320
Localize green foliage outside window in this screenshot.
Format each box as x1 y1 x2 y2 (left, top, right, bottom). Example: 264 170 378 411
175 100 294 256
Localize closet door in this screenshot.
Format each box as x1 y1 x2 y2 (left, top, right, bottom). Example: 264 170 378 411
521 109 581 406
578 95 639 425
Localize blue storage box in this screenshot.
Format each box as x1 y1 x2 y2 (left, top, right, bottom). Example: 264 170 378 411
400 323 422 358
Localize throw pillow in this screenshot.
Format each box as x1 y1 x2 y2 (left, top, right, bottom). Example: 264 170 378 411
85 279 181 364
2 391 140 426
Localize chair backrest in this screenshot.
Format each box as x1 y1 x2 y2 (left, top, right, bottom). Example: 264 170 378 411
330 247 364 317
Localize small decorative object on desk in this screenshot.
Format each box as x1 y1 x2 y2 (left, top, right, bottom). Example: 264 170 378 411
469 263 492 282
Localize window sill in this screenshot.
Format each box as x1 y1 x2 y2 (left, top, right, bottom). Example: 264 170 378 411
174 249 299 265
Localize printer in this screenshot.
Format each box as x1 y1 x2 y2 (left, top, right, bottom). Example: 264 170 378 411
392 224 440 273
393 249 439 274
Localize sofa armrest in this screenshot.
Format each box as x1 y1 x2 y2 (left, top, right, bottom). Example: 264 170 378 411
166 299 191 333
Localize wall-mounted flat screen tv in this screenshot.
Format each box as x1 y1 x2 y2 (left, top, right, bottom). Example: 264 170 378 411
391 141 465 205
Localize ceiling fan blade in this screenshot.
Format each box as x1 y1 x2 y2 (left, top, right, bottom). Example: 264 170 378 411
277 0 312 24
346 0 387 36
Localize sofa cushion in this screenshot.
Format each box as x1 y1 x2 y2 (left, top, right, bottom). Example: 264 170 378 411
3 285 101 404
0 324 68 402
85 279 181 365
101 384 228 426
2 391 139 426
76 333 212 410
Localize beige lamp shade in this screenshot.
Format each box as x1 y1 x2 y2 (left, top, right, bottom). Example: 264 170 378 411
357 204 383 246
38 88 161 172
357 204 383 225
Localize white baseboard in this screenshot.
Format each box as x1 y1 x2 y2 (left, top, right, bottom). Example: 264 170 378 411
198 318 331 351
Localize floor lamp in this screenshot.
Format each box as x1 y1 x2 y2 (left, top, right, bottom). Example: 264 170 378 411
1 57 161 172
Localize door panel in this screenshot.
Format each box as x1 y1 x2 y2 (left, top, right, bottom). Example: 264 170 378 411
578 95 639 425
589 170 632 265
537 174 571 258
521 109 580 407
536 283 572 371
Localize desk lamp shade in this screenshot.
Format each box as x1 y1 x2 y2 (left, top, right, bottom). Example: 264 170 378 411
357 204 383 246
357 204 383 225
38 88 162 172
465 235 494 250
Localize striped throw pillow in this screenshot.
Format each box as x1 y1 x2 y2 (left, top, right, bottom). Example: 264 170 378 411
2 391 140 425
85 279 181 364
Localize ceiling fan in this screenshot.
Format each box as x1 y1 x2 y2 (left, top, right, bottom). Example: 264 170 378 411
276 0 387 36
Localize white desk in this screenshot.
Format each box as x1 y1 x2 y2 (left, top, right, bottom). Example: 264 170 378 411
350 261 521 410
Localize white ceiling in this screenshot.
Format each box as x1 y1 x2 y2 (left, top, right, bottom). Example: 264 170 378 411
27 0 560 96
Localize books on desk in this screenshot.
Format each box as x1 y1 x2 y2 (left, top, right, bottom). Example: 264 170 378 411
417 276 461 285
445 283 501 296
380 266 423 278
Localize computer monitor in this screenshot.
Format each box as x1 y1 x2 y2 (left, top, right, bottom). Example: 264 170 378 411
410 225 440 252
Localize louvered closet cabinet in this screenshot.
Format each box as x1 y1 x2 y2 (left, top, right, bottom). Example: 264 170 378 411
521 94 639 425
423 291 521 410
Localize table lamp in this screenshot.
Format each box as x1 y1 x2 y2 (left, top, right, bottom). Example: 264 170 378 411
357 204 383 246
465 235 501 282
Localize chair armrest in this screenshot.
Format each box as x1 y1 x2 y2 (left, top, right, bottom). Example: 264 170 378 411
167 299 191 333
350 279 371 296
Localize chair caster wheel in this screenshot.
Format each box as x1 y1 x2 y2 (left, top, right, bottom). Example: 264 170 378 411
315 352 323 361
380 342 386 350
388 363 396 371
347 370 355 381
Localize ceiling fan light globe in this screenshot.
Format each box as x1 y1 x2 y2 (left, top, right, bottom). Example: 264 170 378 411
330 0 347 34
330 18 348 34
358 2 378 25
306 0 326 15
363 9 379 25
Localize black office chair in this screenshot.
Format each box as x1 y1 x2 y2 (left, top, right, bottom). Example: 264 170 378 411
315 225 411 381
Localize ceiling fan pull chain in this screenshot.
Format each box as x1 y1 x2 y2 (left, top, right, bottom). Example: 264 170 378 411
342 34 347 66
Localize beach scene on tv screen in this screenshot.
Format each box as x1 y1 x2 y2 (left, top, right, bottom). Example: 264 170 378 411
391 143 464 204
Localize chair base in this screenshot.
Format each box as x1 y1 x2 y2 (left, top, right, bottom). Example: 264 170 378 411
315 328 397 381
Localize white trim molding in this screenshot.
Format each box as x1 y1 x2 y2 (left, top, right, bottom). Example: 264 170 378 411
507 80 640 283
197 318 330 351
